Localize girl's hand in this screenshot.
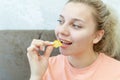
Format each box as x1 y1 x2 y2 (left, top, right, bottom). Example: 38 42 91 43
27 39 54 80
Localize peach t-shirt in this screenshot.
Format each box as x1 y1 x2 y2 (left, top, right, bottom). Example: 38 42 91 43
43 53 120 80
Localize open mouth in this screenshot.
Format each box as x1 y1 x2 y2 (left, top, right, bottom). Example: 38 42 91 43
60 39 72 45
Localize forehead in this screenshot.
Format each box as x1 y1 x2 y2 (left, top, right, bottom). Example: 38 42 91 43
60 2 97 30
61 2 95 21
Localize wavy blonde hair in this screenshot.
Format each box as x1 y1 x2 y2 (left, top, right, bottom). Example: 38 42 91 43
67 0 120 60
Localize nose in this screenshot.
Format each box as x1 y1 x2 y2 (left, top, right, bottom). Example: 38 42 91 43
58 24 70 36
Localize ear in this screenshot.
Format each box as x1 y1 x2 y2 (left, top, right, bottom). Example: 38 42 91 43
93 30 104 44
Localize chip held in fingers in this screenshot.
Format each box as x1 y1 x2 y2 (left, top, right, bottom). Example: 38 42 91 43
51 40 63 48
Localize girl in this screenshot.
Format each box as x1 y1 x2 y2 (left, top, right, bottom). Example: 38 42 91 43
27 0 120 80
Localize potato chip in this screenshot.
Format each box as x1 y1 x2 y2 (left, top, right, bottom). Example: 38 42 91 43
52 40 63 48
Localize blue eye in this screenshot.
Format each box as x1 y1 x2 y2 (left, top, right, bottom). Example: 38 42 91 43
57 20 64 25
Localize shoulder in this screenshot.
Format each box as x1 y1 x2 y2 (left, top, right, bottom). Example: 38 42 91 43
99 53 120 74
49 54 65 62
93 53 120 79
102 53 120 67
43 55 66 79
48 54 66 67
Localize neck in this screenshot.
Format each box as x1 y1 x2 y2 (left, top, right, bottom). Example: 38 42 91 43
67 51 98 68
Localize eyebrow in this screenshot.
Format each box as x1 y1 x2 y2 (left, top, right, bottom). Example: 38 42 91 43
59 14 85 23
73 18 85 23
59 15 64 19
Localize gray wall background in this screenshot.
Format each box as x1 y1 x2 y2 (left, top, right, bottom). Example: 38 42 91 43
0 0 120 30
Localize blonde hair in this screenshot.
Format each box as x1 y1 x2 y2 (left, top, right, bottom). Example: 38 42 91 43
67 0 120 60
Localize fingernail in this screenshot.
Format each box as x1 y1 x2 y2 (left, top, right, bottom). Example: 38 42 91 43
50 42 54 44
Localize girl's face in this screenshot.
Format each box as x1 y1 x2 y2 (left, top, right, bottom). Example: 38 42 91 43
55 2 103 56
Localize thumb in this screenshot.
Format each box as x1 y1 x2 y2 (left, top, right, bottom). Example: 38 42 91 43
44 46 54 59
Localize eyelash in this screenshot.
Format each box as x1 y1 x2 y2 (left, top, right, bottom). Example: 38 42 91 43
72 24 82 29
57 20 64 25
57 19 82 29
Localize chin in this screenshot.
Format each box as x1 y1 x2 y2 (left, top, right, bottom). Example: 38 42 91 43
61 53 69 56
59 51 71 56
59 47 73 56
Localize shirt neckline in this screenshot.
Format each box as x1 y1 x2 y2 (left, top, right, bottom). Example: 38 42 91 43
65 53 103 74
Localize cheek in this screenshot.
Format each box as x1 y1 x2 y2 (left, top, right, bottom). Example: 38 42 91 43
55 27 59 37
72 31 94 47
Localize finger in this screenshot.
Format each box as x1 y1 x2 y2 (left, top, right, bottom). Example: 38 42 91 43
27 50 42 62
40 41 53 51
27 45 39 53
27 45 40 59
31 39 44 48
44 41 53 46
44 46 54 59
31 39 50 51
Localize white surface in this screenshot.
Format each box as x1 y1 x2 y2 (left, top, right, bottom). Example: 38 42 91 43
0 0 120 30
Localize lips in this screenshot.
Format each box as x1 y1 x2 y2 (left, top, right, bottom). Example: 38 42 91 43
59 39 72 46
